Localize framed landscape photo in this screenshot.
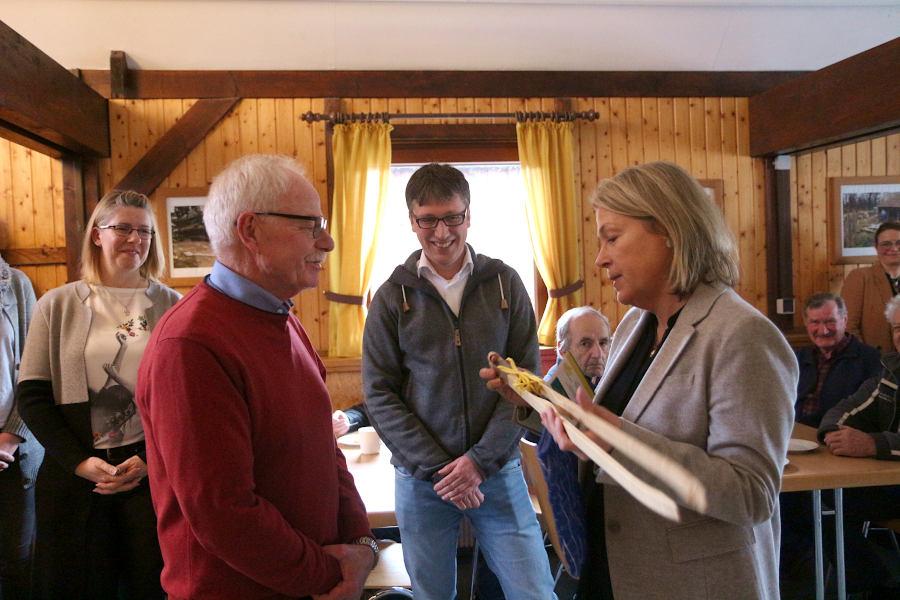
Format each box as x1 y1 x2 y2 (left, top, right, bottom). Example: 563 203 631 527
829 176 900 265
154 188 214 286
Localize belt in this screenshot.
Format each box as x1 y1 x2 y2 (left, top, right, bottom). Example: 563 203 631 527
94 440 146 464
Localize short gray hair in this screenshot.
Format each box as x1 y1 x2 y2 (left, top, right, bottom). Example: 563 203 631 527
556 306 610 352
804 292 847 318
591 161 739 296
204 154 309 253
885 294 900 323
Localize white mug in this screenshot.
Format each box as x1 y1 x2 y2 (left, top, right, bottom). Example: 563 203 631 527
358 426 381 454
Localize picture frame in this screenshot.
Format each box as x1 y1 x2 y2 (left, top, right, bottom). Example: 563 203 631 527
154 188 214 286
829 176 900 265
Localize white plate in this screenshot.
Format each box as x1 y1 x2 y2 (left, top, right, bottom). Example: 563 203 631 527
338 433 360 448
788 438 819 453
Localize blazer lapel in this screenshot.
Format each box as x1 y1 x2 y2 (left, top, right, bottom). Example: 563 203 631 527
593 309 650 405
620 283 726 423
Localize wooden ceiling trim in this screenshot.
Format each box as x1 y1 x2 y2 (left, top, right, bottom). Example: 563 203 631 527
77 70 806 100
112 97 240 196
749 37 900 157
0 20 109 157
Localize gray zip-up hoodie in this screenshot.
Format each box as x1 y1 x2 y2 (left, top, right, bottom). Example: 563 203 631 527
362 246 539 481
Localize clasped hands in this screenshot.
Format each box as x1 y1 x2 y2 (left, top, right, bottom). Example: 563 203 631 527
75 454 147 494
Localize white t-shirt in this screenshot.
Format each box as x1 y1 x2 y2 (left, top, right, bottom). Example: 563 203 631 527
85 285 152 449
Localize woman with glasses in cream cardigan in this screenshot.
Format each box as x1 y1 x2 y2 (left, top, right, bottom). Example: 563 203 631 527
17 190 180 599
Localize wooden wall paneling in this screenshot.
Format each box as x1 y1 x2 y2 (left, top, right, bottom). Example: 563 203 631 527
222 103 242 168
575 97 600 313
387 98 405 122
183 102 206 189
672 98 692 171
439 98 458 125
292 98 321 349
454 97 472 125
423 98 441 118
10 143 35 249
624 98 644 167
735 99 755 303
127 100 150 177
608 98 628 178
0 139 13 240
594 98 619 322
107 100 130 186
751 157 768 310
795 153 814 321
705 98 724 209
720 98 741 286
889 134 900 176
50 154 65 249
256 99 277 154
872 136 887 177
30 151 55 251
689 98 708 179
810 150 829 295
826 147 845 293
657 99 676 163
841 143 856 177
641 99 660 163
403 98 424 125
856 140 872 177
162 99 188 187
274 98 295 157
505 97 524 120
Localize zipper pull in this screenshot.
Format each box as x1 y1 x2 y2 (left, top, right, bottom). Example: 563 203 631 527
454 328 461 347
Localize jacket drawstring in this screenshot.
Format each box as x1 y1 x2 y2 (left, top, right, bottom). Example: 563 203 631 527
401 285 410 313
498 274 508 310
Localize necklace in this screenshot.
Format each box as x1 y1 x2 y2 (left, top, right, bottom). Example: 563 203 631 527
100 283 144 316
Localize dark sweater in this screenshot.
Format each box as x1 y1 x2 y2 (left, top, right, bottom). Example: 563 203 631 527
136 282 370 599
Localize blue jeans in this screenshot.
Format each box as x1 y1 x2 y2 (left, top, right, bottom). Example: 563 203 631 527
395 458 556 600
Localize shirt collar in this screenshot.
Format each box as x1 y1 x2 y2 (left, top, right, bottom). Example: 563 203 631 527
206 261 293 314
416 248 474 283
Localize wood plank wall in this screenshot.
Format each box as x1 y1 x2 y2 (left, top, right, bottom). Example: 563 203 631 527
0 138 68 296
790 132 900 328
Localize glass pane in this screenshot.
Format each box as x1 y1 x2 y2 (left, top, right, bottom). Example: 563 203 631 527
368 163 535 308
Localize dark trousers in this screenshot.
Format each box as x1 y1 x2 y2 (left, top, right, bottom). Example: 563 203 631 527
780 486 900 594
0 453 35 600
32 468 163 600
577 477 615 600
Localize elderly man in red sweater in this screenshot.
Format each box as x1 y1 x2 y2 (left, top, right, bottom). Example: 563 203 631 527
136 154 376 600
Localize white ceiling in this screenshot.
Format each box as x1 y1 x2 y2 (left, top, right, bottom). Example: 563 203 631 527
2 1 898 72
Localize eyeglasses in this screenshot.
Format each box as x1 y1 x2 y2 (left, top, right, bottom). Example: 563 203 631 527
412 209 467 230
96 224 154 240
877 240 900 251
254 212 328 238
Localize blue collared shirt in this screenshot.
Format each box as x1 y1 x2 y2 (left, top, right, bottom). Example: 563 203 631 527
206 261 293 315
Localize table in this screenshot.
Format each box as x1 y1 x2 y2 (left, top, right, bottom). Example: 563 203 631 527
782 423 900 600
341 438 397 528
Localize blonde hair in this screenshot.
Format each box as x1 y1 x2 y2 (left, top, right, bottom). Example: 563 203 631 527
590 161 739 296
80 190 165 283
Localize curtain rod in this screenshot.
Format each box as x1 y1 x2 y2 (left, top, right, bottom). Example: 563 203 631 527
300 110 598 124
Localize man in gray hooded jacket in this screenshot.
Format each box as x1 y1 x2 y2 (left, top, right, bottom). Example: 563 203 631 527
363 163 555 600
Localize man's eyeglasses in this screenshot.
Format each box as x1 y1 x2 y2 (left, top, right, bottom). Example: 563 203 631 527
254 212 328 238
412 209 467 230
877 240 900 251
96 224 154 240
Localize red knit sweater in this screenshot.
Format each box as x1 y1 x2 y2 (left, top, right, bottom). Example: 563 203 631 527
136 283 370 599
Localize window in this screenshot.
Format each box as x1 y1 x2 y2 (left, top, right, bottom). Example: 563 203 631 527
368 162 536 307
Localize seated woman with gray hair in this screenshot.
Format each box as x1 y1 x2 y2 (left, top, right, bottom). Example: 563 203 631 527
484 161 797 599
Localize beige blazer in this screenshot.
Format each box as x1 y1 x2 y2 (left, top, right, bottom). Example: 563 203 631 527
592 283 797 600
841 264 894 353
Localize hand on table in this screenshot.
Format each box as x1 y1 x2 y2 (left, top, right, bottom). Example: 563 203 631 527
540 387 621 460
823 426 876 458
434 455 485 509
312 543 375 600
332 410 351 438
0 432 21 471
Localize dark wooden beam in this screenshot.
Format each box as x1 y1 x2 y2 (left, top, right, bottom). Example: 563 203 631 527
62 157 88 282
750 38 900 157
765 157 795 330
0 20 109 157
110 50 131 99
112 97 240 196
392 124 518 163
78 70 806 100
0 119 66 158
3 246 66 266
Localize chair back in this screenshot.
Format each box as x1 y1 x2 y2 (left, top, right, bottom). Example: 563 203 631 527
519 438 574 575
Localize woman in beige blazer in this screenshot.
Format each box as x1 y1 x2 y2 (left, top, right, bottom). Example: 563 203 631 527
841 222 900 353
487 162 797 599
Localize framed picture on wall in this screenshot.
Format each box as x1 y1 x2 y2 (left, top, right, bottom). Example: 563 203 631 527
829 176 900 265
154 188 214 286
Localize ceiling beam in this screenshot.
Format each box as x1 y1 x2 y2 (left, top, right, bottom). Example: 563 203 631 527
112 97 240 196
0 20 109 157
749 37 900 157
77 69 805 100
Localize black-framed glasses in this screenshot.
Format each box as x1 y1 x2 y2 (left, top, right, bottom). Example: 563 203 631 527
254 212 328 238
96 224 154 240
412 209 467 230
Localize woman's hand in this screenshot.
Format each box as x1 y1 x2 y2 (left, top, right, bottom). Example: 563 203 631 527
80 454 147 495
75 456 120 484
540 387 621 460
478 352 527 407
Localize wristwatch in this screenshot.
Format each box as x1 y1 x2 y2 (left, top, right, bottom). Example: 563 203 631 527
353 536 380 566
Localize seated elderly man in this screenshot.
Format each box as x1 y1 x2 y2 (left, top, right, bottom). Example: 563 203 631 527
546 306 611 392
794 292 881 427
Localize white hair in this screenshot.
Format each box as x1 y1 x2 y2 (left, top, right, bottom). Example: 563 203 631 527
885 294 900 324
204 154 309 253
556 306 610 353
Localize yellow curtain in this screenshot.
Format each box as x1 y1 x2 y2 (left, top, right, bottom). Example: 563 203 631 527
327 122 393 356
516 120 583 346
